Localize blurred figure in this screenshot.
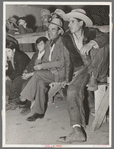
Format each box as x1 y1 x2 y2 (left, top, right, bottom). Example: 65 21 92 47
6 35 30 104
6 16 19 35
36 9 51 32
17 16 34 52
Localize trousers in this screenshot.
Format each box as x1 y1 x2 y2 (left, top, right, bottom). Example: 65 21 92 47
67 45 109 127
20 70 55 114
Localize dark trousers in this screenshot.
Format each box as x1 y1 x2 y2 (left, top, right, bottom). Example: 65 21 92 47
67 45 109 127
6 76 25 99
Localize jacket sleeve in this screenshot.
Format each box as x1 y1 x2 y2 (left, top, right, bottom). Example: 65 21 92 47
63 46 71 82
8 54 29 80
41 47 64 69
24 53 38 73
18 25 33 34
91 28 109 48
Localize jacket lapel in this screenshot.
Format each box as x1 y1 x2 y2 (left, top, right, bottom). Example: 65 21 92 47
51 37 61 61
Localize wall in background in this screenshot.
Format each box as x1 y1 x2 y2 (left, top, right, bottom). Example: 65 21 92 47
6 4 109 27
6 5 42 27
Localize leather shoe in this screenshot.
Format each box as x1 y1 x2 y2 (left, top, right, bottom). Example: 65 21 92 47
27 113 44 122
20 108 31 116
57 126 86 143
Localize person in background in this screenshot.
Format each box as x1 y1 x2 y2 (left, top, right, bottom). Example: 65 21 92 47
36 9 51 32
6 16 19 35
16 37 48 106
19 18 70 122
6 35 30 107
57 9 109 143
17 16 34 52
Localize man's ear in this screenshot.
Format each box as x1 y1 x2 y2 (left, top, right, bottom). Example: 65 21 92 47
79 21 84 26
58 29 62 35
13 49 15 53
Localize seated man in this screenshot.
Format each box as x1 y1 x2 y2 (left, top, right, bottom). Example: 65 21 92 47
19 17 70 122
6 35 30 105
58 9 109 143
36 9 51 32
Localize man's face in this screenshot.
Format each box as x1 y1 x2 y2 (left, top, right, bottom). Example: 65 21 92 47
18 19 26 26
6 48 15 59
68 18 82 33
41 15 50 24
37 41 45 52
48 24 60 40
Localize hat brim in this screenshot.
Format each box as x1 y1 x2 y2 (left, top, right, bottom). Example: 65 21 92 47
65 12 93 27
48 22 64 35
6 35 18 45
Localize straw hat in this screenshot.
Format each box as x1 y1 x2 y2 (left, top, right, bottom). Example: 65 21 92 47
49 18 64 35
64 9 93 27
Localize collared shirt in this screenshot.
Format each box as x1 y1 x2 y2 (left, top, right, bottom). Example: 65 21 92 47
49 44 55 61
37 50 45 60
73 33 84 51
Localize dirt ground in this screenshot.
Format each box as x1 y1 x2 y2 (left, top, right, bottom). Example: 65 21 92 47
5 97 109 147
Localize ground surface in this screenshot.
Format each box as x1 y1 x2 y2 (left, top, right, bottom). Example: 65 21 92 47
5 98 109 147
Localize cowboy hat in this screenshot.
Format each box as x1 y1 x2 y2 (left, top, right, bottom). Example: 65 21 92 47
48 18 64 35
64 9 93 27
41 9 51 17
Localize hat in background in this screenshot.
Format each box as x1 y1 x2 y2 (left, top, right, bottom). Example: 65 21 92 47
6 35 18 46
49 18 64 35
41 9 51 17
64 9 93 27
51 9 66 19
7 17 18 27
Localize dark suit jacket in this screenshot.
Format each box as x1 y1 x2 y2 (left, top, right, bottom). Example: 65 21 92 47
63 27 109 70
41 36 71 82
24 51 42 73
6 50 30 80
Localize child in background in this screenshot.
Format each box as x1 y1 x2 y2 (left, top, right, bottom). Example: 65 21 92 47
16 36 48 107
21 36 48 84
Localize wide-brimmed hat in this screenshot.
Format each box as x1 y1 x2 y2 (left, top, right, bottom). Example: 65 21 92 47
64 9 93 27
7 17 18 27
41 9 51 17
6 35 18 46
48 18 64 35
51 9 66 18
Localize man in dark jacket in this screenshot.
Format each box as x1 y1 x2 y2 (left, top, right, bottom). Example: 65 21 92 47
58 9 109 143
6 35 30 101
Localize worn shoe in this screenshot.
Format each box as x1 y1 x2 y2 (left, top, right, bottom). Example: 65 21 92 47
87 77 98 91
20 108 31 116
57 126 86 143
26 113 44 122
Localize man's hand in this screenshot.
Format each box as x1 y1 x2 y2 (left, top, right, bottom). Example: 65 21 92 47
6 76 11 81
61 80 69 88
34 64 43 70
80 43 93 55
22 73 32 80
80 40 99 55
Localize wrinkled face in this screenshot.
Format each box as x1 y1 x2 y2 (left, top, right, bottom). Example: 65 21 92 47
48 24 60 40
6 48 14 59
41 15 50 24
36 41 45 52
68 18 83 33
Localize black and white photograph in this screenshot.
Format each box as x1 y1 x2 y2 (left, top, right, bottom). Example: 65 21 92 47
2 1 112 148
